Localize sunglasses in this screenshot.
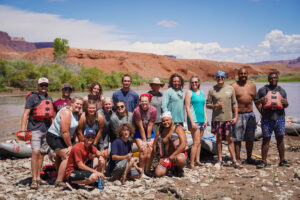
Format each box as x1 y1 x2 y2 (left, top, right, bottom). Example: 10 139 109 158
85 135 95 139
39 84 49 87
216 76 225 79
191 81 198 84
116 105 125 109
63 88 72 91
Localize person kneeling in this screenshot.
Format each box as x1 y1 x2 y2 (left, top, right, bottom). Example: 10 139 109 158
64 129 105 187
106 123 142 184
153 111 187 177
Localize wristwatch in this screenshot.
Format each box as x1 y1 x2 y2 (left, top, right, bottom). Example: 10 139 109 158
146 138 151 142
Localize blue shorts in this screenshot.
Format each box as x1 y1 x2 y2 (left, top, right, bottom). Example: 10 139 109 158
261 118 285 137
233 112 256 142
187 122 205 131
134 128 155 139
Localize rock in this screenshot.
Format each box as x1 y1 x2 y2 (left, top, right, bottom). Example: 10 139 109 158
261 186 268 192
143 194 155 199
0 176 8 184
77 189 91 198
90 189 100 197
200 183 209 187
294 168 300 179
22 162 31 169
229 181 235 184
221 197 232 200
259 171 269 177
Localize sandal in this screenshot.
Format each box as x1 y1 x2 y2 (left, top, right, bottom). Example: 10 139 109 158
37 179 47 185
195 162 204 166
30 180 38 190
54 181 66 187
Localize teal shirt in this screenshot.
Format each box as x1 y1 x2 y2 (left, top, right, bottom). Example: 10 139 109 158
187 89 205 123
161 88 185 123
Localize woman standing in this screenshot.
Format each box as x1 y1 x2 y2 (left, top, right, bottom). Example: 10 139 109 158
133 94 157 175
97 97 114 149
185 75 207 168
77 99 106 173
110 100 133 142
46 96 83 186
83 82 103 111
147 77 164 134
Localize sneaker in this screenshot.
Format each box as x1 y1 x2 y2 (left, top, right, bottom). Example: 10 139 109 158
256 162 268 169
244 158 257 165
231 162 241 169
279 160 290 167
54 181 66 187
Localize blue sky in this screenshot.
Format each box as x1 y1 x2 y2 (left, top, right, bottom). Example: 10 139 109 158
0 0 299 62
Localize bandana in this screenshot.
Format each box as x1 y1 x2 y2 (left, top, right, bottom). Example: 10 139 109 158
216 70 226 78
160 111 172 119
139 93 152 102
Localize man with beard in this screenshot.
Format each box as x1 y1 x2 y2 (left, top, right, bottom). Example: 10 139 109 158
232 68 258 164
255 72 289 168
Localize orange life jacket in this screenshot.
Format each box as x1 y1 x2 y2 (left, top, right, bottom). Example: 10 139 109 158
26 92 55 121
263 90 283 110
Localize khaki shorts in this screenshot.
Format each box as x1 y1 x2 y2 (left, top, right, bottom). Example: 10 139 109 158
31 130 50 154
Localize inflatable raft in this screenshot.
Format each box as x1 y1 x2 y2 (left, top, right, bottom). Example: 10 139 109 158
0 140 32 158
286 116 300 136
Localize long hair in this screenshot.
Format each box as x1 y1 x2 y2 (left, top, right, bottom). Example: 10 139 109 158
168 73 184 89
86 99 97 117
189 75 200 90
116 123 135 138
88 82 103 99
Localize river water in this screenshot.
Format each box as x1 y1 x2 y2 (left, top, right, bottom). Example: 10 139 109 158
0 82 299 140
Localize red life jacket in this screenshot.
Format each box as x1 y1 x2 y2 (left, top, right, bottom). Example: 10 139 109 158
263 90 283 110
26 92 55 121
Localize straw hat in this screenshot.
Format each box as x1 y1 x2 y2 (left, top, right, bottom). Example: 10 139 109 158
149 77 165 87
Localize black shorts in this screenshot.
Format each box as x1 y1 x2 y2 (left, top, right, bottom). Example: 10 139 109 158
46 132 67 150
68 160 94 182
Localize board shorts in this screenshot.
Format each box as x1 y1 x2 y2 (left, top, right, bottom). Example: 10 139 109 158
261 117 285 137
187 122 205 131
68 160 94 182
31 130 49 154
233 112 256 142
211 121 234 136
134 128 155 139
156 152 188 170
46 132 68 150
108 159 140 178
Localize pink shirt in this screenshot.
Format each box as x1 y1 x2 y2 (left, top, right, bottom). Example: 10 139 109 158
53 98 71 112
133 105 157 130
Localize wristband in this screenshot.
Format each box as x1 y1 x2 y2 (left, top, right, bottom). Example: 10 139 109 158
146 138 151 142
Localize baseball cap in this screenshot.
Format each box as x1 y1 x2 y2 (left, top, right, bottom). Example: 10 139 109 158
84 128 96 136
216 71 226 78
38 77 49 84
62 83 73 90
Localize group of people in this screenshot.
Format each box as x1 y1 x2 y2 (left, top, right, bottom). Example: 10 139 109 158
20 69 290 190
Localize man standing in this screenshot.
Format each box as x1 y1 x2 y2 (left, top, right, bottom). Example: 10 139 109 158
255 72 289 168
21 77 54 189
112 74 139 112
53 83 73 112
232 68 258 164
153 111 187 177
161 73 185 125
206 71 239 168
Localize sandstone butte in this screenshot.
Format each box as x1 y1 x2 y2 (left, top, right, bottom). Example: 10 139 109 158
0 48 299 80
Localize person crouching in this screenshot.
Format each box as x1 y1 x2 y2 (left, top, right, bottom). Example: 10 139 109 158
106 123 142 184
64 128 105 186
153 111 187 177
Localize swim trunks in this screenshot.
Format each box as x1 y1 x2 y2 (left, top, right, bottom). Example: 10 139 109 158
156 152 188 170
233 112 256 142
211 121 234 136
261 117 285 137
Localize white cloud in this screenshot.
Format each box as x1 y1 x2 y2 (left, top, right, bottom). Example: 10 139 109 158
0 5 299 63
157 20 178 28
0 5 131 50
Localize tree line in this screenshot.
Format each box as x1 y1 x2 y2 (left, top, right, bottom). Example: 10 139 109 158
0 59 144 91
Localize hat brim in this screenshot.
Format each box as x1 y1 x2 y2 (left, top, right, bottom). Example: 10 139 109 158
149 83 165 87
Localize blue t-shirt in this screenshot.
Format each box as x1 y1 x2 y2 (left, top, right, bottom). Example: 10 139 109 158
112 89 139 112
108 138 132 171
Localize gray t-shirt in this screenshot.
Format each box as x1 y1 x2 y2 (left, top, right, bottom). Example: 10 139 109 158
98 109 114 149
25 92 53 132
110 112 133 141
148 91 163 123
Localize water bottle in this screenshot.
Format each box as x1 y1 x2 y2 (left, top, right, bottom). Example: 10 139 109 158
98 177 104 190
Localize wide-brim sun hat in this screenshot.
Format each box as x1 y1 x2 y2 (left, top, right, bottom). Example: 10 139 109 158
149 77 165 87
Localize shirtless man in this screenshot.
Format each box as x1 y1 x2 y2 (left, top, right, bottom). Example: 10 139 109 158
153 111 187 177
232 68 258 164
